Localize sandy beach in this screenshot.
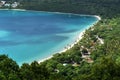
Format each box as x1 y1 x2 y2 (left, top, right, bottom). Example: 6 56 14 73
38 15 101 63
0 9 26 11
38 31 85 63
0 9 101 64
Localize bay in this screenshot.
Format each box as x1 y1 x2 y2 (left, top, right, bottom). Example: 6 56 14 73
0 10 98 65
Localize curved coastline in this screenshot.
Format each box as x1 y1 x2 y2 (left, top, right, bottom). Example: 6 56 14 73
38 15 101 63
0 9 101 64
0 9 101 19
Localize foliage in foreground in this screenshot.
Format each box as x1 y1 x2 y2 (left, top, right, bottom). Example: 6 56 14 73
0 0 120 80
0 16 120 80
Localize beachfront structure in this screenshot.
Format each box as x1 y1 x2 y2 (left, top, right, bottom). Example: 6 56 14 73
0 1 19 8
4 3 10 7
1 1 5 4
0 0 6 7
11 2 19 8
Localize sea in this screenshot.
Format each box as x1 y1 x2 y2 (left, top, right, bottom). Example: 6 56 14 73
0 10 98 65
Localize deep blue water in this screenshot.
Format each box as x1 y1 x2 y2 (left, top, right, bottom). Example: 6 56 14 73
0 10 98 65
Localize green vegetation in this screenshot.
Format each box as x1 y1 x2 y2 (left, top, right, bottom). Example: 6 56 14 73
0 16 120 80
0 0 120 80
3 0 120 18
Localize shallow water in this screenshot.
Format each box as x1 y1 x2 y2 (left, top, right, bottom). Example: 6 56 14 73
0 10 98 65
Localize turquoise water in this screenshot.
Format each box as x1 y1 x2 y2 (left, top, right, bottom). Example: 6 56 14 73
0 10 98 65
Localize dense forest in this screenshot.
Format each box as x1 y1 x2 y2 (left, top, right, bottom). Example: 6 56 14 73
0 0 120 80
1 0 120 18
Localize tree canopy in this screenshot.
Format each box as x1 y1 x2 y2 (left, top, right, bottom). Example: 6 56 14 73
0 0 120 80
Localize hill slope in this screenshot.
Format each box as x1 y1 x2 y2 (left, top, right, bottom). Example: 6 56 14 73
0 0 120 80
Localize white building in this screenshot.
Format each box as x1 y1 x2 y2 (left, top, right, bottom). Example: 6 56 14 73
0 0 6 7
11 2 19 8
4 3 10 7
1 1 6 4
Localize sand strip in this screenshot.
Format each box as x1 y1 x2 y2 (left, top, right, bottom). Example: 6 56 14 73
38 15 101 63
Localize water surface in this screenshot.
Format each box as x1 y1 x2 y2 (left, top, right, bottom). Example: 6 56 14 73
0 10 98 65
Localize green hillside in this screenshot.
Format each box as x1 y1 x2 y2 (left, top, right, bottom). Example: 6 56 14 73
19 0 120 18
1 0 120 18
0 0 120 80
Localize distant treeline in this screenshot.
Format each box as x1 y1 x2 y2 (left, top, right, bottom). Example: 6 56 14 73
8 0 120 18
1 0 120 18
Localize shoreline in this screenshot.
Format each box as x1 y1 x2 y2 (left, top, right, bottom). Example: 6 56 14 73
38 15 101 63
38 30 85 63
0 8 101 64
0 8 101 20
0 9 26 11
